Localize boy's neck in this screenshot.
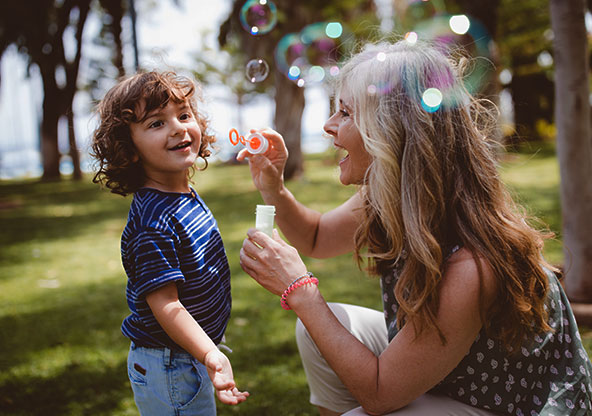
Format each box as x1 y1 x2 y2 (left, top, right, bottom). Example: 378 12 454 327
143 177 191 194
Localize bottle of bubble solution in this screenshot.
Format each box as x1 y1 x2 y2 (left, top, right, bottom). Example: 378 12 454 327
255 205 275 237
245 132 269 155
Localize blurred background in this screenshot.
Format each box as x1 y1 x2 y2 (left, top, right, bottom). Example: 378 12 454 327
1 1 592 415
1 0 587 180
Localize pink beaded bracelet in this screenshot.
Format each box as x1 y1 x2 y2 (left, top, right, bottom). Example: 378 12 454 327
280 273 319 310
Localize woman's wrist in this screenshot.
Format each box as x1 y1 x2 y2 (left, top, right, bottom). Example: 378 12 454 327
280 272 320 310
260 184 289 206
288 282 322 311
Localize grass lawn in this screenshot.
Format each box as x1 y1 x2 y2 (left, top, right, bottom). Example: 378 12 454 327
0 147 589 415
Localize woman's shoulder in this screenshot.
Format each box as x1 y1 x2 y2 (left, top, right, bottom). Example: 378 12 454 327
442 247 498 307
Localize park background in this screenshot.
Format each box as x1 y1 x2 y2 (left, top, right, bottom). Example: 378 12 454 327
1 0 591 415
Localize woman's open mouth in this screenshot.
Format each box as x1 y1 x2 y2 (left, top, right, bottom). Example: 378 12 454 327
334 145 348 164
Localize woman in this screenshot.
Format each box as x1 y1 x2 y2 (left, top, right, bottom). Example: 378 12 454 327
238 40 592 415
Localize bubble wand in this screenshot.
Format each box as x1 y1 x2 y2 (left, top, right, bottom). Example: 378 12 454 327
229 128 269 155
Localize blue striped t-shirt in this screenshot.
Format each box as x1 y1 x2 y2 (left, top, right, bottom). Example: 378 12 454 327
120 187 231 349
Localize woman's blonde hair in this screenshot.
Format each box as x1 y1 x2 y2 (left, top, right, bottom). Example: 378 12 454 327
340 40 555 350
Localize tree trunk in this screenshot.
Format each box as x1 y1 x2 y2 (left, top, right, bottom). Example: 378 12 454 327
111 1 125 78
128 0 140 71
550 0 592 302
40 102 61 181
37 57 63 181
67 109 82 180
273 72 305 180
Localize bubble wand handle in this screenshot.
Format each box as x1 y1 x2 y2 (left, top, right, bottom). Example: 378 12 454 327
229 128 269 154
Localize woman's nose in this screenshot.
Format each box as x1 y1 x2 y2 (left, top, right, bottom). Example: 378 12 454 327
323 113 337 137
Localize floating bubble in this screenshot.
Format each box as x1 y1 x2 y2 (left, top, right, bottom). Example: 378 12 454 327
421 87 443 112
240 0 278 36
413 14 494 94
449 14 470 35
288 66 301 80
499 69 512 85
275 33 306 76
405 31 418 44
245 58 270 83
275 22 351 86
325 22 343 38
308 66 326 83
537 51 553 68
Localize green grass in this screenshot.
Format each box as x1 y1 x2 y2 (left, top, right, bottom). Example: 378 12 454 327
0 148 585 415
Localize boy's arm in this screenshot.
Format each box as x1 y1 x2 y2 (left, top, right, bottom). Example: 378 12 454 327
145 282 249 404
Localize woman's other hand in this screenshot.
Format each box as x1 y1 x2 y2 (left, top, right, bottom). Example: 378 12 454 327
239 228 308 296
236 128 288 196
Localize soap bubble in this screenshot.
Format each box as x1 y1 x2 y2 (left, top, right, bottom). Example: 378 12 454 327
240 0 278 36
449 14 470 35
275 22 351 86
421 87 443 112
413 14 494 94
325 22 343 38
405 31 418 44
275 33 307 79
245 58 270 83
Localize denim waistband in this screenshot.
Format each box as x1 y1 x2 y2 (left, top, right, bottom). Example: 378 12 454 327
130 342 193 366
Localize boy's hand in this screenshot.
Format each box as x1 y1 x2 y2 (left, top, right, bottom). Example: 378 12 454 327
204 349 250 405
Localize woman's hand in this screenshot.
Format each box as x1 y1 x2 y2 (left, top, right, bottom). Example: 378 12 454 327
236 128 288 197
204 349 250 405
239 228 308 296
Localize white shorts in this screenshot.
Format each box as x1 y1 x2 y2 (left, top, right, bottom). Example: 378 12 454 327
295 303 502 415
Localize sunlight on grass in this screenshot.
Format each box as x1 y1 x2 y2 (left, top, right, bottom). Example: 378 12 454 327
0 148 583 415
499 151 562 265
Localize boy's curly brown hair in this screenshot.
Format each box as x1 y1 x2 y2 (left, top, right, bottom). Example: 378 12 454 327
90 71 216 196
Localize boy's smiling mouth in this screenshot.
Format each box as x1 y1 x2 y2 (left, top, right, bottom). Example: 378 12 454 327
169 141 192 151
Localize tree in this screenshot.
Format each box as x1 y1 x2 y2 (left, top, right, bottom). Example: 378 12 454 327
497 0 555 143
0 0 91 181
549 0 592 302
219 0 377 180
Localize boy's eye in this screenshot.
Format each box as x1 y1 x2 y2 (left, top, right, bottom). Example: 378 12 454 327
149 120 163 128
179 112 192 121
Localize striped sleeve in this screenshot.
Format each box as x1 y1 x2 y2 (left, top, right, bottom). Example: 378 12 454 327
131 228 185 297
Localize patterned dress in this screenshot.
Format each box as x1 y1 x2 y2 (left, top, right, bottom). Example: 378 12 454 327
381 247 592 416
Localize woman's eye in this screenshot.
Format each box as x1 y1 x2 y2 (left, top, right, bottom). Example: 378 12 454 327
339 109 350 117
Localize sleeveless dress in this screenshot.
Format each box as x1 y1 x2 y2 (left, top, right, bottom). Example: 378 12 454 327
381 246 592 416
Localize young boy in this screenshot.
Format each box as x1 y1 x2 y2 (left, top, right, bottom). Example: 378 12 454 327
91 71 248 415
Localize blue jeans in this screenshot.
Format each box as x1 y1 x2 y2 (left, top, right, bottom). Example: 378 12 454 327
127 342 216 416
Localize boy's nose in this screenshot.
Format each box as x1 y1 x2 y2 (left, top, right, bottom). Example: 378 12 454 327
171 119 187 136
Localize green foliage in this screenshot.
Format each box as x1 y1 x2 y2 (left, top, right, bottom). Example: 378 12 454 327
497 0 552 73
0 149 582 415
